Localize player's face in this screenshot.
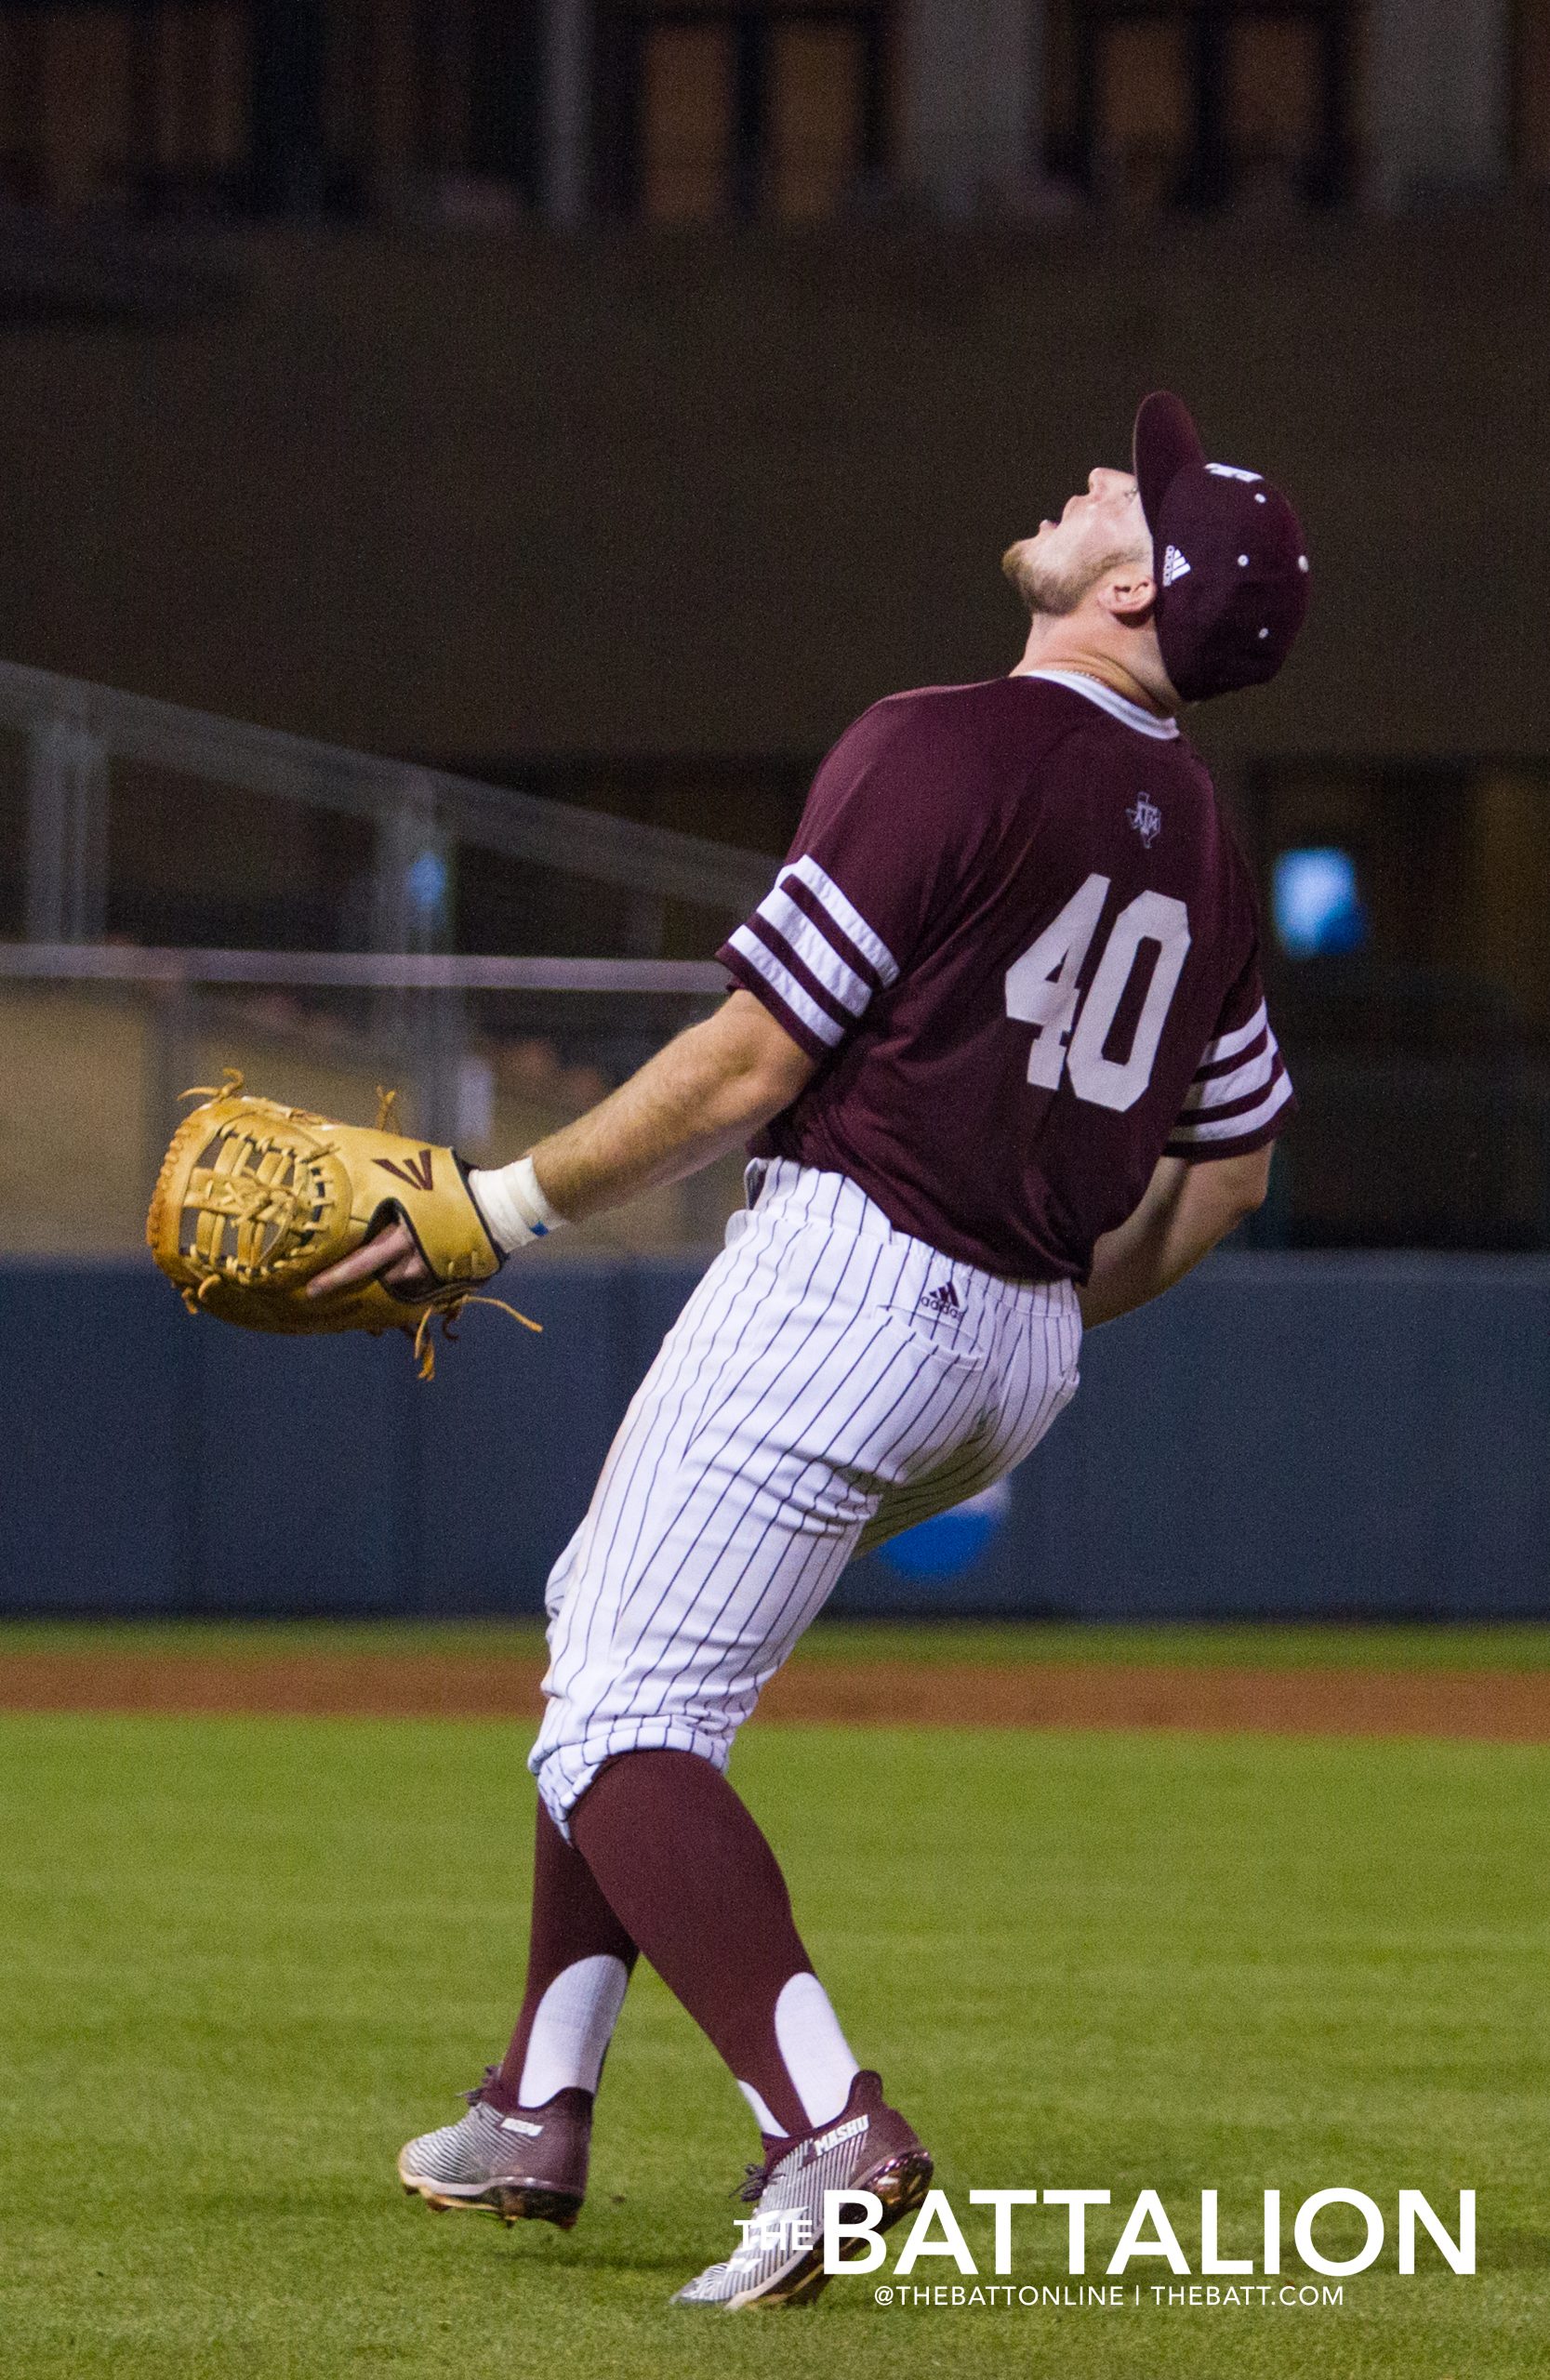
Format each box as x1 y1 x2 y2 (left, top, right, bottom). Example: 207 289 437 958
1001 469 1151 616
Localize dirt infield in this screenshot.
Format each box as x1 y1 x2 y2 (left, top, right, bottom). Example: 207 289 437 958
3 1649 1550 1740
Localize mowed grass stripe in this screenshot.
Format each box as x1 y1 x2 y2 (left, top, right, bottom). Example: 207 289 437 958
2 1714 1546 2378
5 1618 1550 1668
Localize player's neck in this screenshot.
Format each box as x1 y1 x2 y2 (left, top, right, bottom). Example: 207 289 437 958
1011 619 1177 720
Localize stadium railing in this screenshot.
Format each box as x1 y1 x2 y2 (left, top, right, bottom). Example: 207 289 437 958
0 655 774 1250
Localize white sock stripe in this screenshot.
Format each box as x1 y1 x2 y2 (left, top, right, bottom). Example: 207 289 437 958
516 1953 631 2104
775 1973 861 2129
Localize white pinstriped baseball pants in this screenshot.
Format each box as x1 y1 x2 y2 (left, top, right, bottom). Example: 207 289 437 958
529 1160 1081 1833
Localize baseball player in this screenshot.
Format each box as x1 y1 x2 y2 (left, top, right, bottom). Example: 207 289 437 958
313 391 1308 2308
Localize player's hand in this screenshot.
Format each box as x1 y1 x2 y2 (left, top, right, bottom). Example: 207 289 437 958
307 1220 433 1300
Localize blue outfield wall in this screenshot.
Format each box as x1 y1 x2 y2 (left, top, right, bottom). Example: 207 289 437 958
2 1251 1546 1620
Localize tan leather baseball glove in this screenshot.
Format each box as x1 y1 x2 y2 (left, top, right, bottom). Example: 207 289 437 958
146 1074 538 1377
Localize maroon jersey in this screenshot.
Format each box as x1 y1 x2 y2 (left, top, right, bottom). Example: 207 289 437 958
719 670 1293 1283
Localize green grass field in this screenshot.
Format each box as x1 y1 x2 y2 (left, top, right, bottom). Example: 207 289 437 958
8 1616 1550 1667
3 1702 1547 2377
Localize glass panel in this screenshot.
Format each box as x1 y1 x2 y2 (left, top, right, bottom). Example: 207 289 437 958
40 7 129 207
205 4 251 172
640 20 735 221
0 970 742 1256
1517 0 1550 185
419 0 475 178
1228 15 1318 196
1097 20 1190 206
769 20 864 220
1254 761 1550 1250
362 0 421 175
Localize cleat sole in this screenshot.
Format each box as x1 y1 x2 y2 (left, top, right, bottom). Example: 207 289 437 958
399 2163 583 2232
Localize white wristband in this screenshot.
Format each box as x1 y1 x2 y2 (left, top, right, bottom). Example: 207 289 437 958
468 1156 567 1257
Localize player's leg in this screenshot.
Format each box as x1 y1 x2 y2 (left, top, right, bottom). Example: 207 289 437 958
533 1184 1080 1813
396 1805 636 2228
533 1181 910 2154
569 1745 931 2308
571 1747 847 2147
529 1167 995 1811
526 1167 1033 2299
491 1803 637 2110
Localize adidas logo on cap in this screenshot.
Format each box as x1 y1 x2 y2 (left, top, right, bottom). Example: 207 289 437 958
1162 545 1191 587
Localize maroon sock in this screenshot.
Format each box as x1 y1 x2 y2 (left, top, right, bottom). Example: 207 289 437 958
569 1749 859 2147
485 1804 638 2115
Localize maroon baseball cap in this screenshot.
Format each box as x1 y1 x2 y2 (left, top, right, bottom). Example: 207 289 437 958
1133 391 1309 702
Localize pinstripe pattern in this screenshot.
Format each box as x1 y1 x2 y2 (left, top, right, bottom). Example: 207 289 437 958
401 2100 528 2188
529 1162 1081 1834
672 2109 881 2304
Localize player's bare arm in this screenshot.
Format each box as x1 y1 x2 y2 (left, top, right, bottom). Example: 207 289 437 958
307 989 815 1298
522 989 816 1220
1078 1146 1272 1329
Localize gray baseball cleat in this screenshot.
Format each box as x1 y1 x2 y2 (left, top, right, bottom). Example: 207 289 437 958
672 2070 932 2309
397 2068 590 2229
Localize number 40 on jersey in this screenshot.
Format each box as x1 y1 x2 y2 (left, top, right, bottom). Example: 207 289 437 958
1004 872 1191 1115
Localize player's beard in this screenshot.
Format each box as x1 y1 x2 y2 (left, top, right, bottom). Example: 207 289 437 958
1001 538 1141 618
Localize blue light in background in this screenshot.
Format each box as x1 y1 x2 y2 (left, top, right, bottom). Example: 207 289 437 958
877 1478 1013 1582
405 848 448 919
1272 847 1368 958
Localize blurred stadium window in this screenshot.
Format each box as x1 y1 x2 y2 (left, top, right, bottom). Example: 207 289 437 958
1517 0 1550 186
0 1 1536 224
0 0 894 226
0 0 548 220
1250 760 1550 1250
1045 0 1358 210
594 0 890 222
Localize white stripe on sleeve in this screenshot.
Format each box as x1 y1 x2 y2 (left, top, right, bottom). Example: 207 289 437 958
754 884 873 1017
1197 999 1268 1070
1199 995 1276 1071
1171 1071 1292 1144
1182 1033 1280 1113
726 925 846 1047
784 854 900 986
